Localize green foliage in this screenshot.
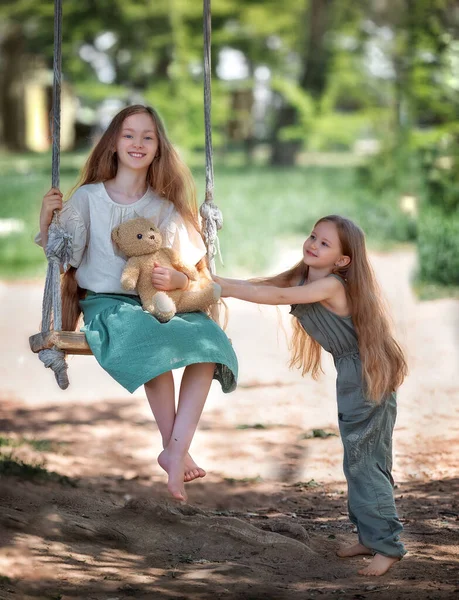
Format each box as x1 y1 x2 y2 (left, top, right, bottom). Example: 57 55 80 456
144 80 230 151
309 110 386 152
74 82 131 105
417 206 459 286
419 143 459 214
270 77 315 142
356 141 424 199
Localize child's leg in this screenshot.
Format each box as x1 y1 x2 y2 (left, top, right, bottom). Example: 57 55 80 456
337 500 372 557
158 362 214 501
144 372 205 482
339 394 406 575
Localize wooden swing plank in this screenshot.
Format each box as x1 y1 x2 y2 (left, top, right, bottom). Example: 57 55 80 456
29 331 93 355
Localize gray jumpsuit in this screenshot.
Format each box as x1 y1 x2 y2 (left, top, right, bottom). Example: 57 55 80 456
290 274 406 558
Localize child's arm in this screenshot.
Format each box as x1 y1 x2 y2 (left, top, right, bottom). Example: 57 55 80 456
214 276 256 286
217 276 342 306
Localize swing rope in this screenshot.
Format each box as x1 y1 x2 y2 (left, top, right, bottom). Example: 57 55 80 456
200 0 223 274
39 0 72 390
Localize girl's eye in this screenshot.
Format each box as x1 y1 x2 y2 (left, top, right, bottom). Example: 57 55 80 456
137 233 143 239
322 241 329 247
124 135 133 139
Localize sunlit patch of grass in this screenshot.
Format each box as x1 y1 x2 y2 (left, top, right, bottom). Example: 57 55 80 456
0 451 76 486
292 479 320 489
412 279 459 301
223 476 263 485
0 436 56 452
299 429 338 439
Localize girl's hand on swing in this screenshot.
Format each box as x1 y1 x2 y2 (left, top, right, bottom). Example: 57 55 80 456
40 188 63 230
152 262 189 291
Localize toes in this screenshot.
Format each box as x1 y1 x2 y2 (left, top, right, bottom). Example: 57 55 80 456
183 469 199 482
358 568 378 576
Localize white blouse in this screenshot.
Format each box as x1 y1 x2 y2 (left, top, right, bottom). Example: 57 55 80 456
35 182 207 294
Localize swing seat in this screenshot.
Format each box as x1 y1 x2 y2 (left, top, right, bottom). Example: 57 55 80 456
29 331 92 355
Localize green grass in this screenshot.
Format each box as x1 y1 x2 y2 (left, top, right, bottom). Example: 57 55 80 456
0 150 416 279
195 164 416 275
0 436 57 452
412 279 459 301
0 451 75 485
0 151 87 279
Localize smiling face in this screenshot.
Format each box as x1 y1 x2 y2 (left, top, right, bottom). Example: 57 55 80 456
303 220 350 271
115 112 159 171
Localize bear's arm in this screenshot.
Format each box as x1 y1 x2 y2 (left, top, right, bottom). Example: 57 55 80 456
159 248 198 281
121 257 141 291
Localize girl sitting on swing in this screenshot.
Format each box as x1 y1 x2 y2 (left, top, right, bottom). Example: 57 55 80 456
37 104 238 503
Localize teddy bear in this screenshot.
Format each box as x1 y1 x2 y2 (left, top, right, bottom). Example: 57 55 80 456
111 217 220 322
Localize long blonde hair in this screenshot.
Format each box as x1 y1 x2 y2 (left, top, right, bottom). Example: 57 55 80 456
262 215 407 402
62 104 208 331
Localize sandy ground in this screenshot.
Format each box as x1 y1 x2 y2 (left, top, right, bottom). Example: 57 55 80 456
0 248 458 600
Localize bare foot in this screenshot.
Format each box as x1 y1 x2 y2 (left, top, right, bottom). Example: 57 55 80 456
337 542 373 558
157 449 187 502
184 454 206 482
358 554 400 576
158 451 205 482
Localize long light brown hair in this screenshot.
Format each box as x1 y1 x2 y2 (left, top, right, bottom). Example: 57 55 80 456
62 104 209 331
261 215 407 402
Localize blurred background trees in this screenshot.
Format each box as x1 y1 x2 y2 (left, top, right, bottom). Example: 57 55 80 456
1 0 458 289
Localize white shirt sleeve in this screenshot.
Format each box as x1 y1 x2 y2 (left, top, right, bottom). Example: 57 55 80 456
34 189 89 268
162 209 207 266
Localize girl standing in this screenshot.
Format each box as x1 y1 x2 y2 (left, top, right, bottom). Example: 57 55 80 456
38 105 238 503
214 215 407 576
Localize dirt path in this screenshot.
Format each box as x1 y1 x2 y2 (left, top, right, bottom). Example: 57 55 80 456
0 249 458 600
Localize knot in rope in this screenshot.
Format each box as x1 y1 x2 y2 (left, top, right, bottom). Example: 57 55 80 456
39 216 73 388
38 348 69 390
46 220 73 270
200 201 223 231
200 201 224 268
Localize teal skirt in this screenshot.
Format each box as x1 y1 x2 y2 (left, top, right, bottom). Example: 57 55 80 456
80 292 238 394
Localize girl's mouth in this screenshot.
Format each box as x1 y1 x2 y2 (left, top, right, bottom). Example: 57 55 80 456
128 152 146 159
306 250 318 257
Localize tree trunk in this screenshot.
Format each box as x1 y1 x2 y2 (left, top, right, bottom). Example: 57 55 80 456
270 0 335 166
0 26 26 151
